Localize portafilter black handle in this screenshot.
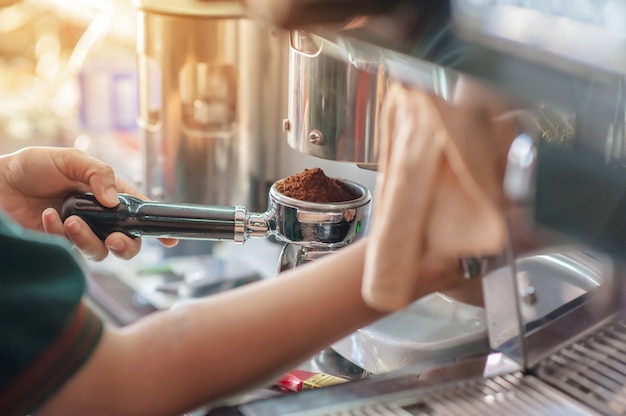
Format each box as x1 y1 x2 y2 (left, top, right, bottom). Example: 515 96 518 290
242 0 401 29
61 193 244 241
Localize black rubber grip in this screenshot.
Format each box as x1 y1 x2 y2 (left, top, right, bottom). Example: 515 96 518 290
61 193 238 241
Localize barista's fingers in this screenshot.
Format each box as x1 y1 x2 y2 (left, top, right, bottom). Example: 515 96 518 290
104 232 142 260
59 149 120 208
87 167 146 209
42 207 65 237
157 237 179 248
60 215 110 261
413 256 464 295
43 207 157 258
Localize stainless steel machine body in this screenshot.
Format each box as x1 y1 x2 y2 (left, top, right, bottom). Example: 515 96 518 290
202 1 626 415
284 30 455 166
135 0 286 211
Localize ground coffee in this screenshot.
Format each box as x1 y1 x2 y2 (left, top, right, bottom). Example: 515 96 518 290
275 168 359 203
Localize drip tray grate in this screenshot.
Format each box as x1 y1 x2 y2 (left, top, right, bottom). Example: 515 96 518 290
313 372 594 416
536 315 626 416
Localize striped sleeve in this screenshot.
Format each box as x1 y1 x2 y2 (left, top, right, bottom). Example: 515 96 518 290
0 213 103 416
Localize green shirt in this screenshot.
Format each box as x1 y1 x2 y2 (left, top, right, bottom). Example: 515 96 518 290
0 211 103 415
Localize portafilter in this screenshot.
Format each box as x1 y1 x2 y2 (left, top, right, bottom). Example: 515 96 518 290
61 179 371 250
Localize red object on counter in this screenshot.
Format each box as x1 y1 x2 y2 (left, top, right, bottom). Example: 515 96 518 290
272 370 349 393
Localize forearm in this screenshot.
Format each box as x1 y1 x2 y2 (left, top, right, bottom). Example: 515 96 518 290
40 240 475 416
42 240 384 416
117 239 382 414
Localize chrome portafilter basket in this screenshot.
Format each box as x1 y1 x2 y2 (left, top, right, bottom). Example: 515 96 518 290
266 179 371 249
61 178 372 264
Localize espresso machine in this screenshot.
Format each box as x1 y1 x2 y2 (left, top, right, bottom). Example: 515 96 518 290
75 0 626 414
200 0 626 415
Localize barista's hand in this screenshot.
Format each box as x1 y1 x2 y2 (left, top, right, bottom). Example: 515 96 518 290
0 146 177 261
409 254 485 307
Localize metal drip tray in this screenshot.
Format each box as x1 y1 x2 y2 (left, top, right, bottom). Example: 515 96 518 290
209 360 596 416
331 292 489 375
315 373 594 416
535 315 626 416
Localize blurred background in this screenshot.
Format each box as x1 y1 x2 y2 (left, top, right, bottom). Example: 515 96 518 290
0 0 141 183
10 2 626 414
0 0 376 196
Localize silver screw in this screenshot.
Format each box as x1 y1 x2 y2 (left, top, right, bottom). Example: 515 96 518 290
522 286 537 305
282 118 291 132
309 129 324 145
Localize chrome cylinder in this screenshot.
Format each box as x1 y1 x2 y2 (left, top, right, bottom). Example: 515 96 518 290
136 2 287 211
267 179 371 249
284 30 455 165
